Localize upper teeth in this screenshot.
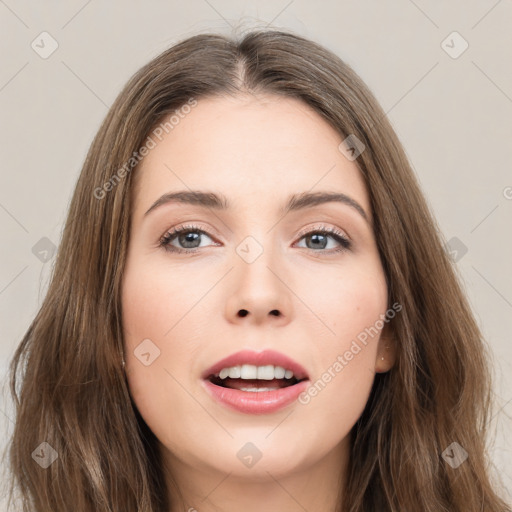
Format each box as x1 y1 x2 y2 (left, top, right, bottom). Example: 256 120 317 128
217 364 294 380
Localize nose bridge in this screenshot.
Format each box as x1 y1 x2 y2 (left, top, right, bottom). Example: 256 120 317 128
226 226 293 325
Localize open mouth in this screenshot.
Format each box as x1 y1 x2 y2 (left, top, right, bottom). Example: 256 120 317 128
206 364 307 393
208 375 304 392
201 351 310 413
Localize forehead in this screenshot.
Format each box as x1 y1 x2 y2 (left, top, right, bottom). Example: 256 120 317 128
132 93 370 218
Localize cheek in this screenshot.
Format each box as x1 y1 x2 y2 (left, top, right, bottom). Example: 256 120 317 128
295 259 387 433
121 250 221 367
302 256 388 355
122 256 202 339
120 256 204 434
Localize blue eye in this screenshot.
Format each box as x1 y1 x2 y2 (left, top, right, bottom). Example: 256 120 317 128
159 224 215 252
159 224 351 254
295 228 351 252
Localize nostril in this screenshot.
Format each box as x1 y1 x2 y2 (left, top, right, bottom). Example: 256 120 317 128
238 310 249 317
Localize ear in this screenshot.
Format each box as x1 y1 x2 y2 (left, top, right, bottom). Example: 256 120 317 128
374 321 397 373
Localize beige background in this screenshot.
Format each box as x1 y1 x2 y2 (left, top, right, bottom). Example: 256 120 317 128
1 0 511 506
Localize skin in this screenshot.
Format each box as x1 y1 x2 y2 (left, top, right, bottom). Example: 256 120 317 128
121 93 397 512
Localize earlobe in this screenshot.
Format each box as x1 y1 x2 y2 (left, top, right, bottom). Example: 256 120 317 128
375 342 396 373
375 324 397 373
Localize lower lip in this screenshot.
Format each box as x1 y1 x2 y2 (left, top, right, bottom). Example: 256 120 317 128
202 379 309 414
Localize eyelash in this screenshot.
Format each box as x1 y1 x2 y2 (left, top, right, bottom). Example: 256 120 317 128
158 223 352 256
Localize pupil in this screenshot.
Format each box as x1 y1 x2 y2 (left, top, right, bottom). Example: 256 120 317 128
308 234 326 249
180 232 200 248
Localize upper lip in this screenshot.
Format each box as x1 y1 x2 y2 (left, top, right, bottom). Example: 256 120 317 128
202 349 309 381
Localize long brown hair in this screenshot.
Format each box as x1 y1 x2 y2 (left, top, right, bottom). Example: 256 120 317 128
4 29 510 511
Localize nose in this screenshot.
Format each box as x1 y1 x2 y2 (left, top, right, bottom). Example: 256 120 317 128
225 248 293 327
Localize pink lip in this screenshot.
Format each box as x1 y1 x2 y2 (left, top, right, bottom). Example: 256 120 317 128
201 349 309 381
202 379 309 414
201 349 310 415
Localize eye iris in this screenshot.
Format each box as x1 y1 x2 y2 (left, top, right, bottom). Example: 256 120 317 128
307 233 327 249
179 231 201 248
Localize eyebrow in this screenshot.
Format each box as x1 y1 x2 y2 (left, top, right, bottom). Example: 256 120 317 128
144 190 369 223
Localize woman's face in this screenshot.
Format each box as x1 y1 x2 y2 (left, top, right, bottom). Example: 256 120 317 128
121 93 394 483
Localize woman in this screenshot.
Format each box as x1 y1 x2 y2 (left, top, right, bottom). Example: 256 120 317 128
6 29 510 511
